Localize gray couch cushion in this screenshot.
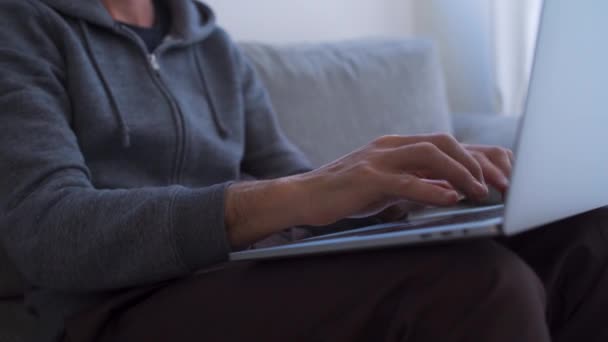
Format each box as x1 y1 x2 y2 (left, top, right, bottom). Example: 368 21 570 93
0 246 24 298
453 112 521 150
241 39 452 167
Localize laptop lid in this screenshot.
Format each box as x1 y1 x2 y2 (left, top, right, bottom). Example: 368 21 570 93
503 0 608 235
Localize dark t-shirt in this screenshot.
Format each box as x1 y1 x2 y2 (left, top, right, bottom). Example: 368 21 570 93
121 0 171 52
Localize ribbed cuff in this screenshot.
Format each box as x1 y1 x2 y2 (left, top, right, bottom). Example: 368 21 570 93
171 182 233 271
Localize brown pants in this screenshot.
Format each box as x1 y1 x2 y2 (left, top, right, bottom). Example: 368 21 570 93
65 207 608 342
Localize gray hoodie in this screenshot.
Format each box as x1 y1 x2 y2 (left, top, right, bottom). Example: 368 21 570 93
0 0 310 340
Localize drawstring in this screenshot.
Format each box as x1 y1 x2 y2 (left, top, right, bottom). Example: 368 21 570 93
193 47 229 138
78 21 226 144
78 21 132 148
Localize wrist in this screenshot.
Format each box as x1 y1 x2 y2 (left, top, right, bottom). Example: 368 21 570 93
285 172 321 226
224 176 312 248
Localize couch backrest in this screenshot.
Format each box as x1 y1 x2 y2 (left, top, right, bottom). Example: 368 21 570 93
241 39 452 167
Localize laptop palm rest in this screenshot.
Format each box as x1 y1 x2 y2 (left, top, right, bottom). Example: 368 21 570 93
230 205 504 261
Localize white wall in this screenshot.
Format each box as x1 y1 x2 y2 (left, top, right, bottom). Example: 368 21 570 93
202 0 513 114
203 0 414 43
411 0 497 113
493 0 543 115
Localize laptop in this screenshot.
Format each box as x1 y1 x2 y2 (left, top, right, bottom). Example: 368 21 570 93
230 0 608 261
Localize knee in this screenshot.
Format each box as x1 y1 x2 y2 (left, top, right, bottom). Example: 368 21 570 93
411 242 551 341
392 242 549 340
488 244 546 306
444 241 546 308
546 206 608 259
580 206 608 243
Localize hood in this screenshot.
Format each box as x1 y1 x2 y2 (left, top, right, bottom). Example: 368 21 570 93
38 0 217 43
37 0 220 147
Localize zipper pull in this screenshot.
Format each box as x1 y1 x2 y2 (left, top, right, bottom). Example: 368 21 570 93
149 54 160 72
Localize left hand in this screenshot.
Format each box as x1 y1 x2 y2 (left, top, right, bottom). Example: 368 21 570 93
376 143 514 221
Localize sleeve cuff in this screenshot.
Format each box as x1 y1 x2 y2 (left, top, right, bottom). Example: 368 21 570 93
171 182 233 271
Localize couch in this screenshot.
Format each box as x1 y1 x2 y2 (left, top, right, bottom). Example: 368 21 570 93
0 38 520 341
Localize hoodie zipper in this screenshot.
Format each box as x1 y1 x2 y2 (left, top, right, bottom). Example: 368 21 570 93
148 52 187 185
149 54 161 72
118 26 187 184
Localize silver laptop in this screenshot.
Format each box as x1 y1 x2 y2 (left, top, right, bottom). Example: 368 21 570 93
230 0 608 261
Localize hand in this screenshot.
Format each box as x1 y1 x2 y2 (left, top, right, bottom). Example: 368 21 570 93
225 134 510 247
292 134 490 226
374 144 515 221
464 144 514 194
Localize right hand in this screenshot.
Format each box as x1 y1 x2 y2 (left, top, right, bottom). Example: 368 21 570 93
292 134 490 226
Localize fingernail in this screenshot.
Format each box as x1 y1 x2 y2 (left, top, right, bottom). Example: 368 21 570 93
473 182 489 197
444 191 460 202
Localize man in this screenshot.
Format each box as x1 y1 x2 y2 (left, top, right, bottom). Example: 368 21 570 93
0 0 606 341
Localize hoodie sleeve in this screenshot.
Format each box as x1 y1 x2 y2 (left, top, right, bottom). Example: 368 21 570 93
0 2 230 292
235 44 313 179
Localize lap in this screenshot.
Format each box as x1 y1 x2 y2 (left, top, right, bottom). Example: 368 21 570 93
66 207 608 342
65 239 538 342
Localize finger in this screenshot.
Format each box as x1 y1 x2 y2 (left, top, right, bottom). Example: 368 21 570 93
421 179 466 201
421 179 465 201
384 174 461 206
420 179 454 191
465 145 514 178
388 143 489 200
377 134 484 183
487 151 513 178
472 153 509 193
507 149 515 164
425 134 485 183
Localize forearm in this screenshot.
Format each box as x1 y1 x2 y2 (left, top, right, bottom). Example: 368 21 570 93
3 175 231 291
